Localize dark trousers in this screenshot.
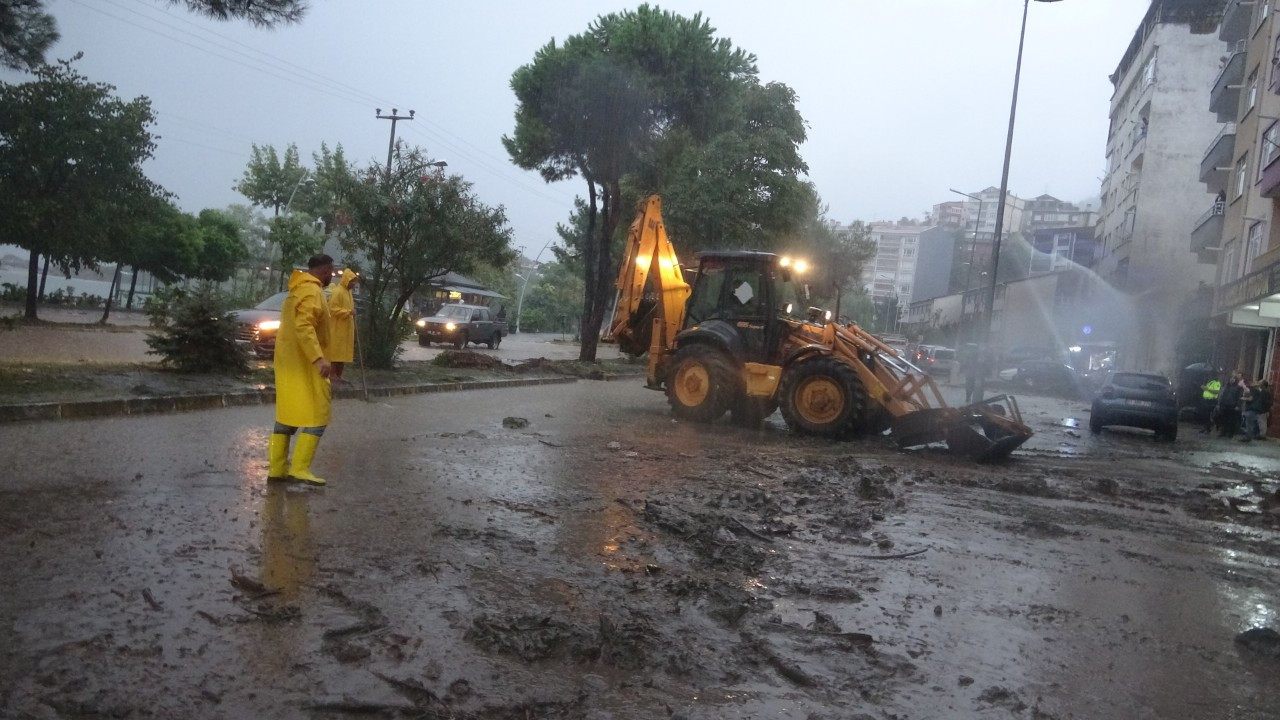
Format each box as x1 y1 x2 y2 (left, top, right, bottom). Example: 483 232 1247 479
1219 406 1240 437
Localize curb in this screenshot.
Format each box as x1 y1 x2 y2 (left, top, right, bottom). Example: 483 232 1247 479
0 376 581 424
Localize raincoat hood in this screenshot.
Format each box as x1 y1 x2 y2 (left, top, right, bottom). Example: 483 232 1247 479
289 269 323 292
339 268 358 289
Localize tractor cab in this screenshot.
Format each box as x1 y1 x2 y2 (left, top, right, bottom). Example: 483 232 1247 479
682 251 813 365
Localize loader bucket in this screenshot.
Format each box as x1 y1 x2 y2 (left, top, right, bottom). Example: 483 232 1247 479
889 395 1033 462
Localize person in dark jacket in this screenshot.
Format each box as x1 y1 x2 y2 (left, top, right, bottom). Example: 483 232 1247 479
1241 380 1272 442
1217 371 1245 439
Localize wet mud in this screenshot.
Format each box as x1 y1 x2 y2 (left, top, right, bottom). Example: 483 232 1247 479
1 382 1279 718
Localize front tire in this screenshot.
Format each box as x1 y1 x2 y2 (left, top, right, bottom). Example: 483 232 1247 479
665 345 736 423
1089 414 1103 434
779 356 869 439
487 333 500 349
454 332 467 350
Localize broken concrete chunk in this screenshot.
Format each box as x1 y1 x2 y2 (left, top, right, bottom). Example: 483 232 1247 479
502 417 529 429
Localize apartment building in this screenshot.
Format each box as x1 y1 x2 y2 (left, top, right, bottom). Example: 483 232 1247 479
1022 194 1099 235
1197 0 1280 390
1096 0 1226 374
860 223 926 315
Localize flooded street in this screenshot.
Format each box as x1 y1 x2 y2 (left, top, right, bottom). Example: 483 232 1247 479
1 381 1278 718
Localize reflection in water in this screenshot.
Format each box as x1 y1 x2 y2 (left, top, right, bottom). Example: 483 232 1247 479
260 485 314 601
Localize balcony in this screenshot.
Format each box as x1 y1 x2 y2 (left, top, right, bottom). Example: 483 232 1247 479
1210 44 1247 122
1190 201 1225 256
1199 122 1237 194
1261 152 1280 198
1219 0 1254 43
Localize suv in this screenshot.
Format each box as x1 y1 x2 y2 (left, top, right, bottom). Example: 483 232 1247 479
916 346 956 376
1090 371 1178 441
415 303 507 349
229 291 288 358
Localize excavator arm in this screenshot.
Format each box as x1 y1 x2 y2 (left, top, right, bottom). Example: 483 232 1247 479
605 196 690 385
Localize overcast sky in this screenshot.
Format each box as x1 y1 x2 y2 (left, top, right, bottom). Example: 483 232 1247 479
15 0 1152 255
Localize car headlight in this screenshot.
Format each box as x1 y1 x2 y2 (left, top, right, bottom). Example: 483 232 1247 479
445 322 456 331
258 320 280 331
416 319 426 327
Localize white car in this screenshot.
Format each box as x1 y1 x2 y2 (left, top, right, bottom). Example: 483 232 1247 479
998 367 1019 382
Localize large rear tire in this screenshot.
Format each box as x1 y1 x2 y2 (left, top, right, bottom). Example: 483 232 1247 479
665 345 735 423
779 356 869 439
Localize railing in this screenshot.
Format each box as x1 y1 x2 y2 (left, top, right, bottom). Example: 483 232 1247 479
1211 40 1249 92
1194 201 1226 231
1203 122 1239 158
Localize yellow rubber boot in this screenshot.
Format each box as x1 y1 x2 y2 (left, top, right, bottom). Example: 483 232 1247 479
287 433 327 486
267 434 291 481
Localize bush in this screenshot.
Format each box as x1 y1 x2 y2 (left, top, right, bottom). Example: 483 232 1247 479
145 288 248 373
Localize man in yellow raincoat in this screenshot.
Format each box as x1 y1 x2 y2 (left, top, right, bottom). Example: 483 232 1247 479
268 254 335 486
327 268 358 381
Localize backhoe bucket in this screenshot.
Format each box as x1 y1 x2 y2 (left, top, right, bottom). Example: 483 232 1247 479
889 395 1032 462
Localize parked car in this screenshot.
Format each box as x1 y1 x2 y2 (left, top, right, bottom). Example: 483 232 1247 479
916 345 957 376
1090 371 1179 441
229 290 288 358
415 303 507 349
1003 360 1087 397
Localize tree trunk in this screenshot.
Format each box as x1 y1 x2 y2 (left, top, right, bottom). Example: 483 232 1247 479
99 263 123 324
126 266 140 309
578 181 600 361
578 179 622 361
38 255 50 301
25 252 39 320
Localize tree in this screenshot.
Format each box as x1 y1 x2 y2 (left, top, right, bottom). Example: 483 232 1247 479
121 199 202 309
1 0 304 70
234 143 307 217
338 147 514 368
505 5 766 361
0 1 57 71
190 209 249 282
0 56 159 319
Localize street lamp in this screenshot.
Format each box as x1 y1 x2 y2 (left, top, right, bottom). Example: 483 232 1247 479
515 240 552 334
284 169 314 215
975 0 1062 402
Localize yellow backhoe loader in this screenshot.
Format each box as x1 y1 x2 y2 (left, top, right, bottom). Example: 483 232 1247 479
604 195 1033 462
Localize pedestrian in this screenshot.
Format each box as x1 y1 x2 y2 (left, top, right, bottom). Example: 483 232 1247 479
1217 371 1244 439
1200 373 1222 434
1258 380 1272 439
1242 379 1272 442
267 254 335 486
327 268 359 382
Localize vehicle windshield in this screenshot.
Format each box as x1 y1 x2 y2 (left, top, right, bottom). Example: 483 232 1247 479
1112 373 1169 390
437 305 472 319
771 268 809 320
255 291 289 311
932 349 956 361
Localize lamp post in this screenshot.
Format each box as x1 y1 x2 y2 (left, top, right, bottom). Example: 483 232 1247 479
284 169 313 215
975 0 1061 402
515 240 552 334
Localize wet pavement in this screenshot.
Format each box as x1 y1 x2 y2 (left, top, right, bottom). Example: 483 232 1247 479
1 381 1278 718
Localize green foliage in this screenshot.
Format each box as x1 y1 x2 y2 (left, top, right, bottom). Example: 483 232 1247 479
144 287 248 373
234 143 307 216
1 1 305 70
267 213 322 282
0 1 58 70
515 259 584 335
0 55 160 319
338 147 514 369
190 209 249 282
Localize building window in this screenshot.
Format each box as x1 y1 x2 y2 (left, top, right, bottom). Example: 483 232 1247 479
1263 1 1271 24
902 247 915 257
1247 221 1265 272
1222 240 1238 284
1237 155 1250 198
1249 68 1260 111
1263 123 1280 174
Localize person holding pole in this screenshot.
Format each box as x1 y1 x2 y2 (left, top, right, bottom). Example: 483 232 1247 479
327 268 359 382
267 254 334 487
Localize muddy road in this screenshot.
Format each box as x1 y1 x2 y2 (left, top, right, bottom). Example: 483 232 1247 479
1 381 1278 719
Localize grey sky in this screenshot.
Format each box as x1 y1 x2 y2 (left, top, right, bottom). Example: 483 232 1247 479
21 0 1150 254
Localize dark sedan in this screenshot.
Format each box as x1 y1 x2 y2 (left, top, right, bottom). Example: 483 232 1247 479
229 291 287 358
1090 371 1179 441
1002 360 1087 397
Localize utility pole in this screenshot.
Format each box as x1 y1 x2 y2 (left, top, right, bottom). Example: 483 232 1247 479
376 108 414 182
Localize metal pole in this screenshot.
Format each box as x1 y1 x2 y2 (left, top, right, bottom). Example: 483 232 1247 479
977 0 1032 403
376 108 414 183
515 240 552 334
354 300 369 402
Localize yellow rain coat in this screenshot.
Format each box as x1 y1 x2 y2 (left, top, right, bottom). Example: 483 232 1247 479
327 268 357 363
274 270 331 428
